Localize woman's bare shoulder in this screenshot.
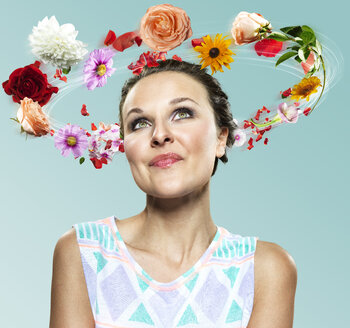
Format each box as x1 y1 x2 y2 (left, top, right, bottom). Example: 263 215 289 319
50 228 94 328
247 239 297 328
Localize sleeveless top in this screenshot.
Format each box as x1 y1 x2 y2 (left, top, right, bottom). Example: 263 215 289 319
72 216 259 328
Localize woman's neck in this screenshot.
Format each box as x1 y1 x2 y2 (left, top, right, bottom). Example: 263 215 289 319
133 181 217 265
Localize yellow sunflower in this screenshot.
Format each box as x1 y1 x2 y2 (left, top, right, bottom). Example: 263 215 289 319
194 33 235 75
291 76 322 102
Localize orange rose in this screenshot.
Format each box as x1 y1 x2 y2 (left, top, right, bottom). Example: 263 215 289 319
139 4 192 52
231 11 271 46
16 97 50 136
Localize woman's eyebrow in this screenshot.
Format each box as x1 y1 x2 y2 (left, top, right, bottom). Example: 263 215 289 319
125 97 199 119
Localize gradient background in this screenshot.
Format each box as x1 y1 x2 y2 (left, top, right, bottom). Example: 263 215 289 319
0 0 348 327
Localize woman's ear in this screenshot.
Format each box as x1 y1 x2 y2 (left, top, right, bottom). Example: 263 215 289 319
216 127 229 158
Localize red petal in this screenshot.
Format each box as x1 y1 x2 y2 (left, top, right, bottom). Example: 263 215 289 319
264 138 269 145
303 107 311 116
104 139 112 150
33 61 41 68
91 123 97 131
81 104 89 116
86 131 91 137
113 31 140 52
247 144 254 150
172 55 182 61
50 129 55 136
134 36 142 47
255 39 283 58
256 134 262 142
90 157 102 169
191 38 204 47
248 137 253 146
104 30 117 46
119 143 124 152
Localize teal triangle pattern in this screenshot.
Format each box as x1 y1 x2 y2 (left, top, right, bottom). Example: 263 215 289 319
93 251 108 273
137 275 150 292
129 303 155 325
177 304 199 326
185 273 199 292
225 300 242 323
95 298 99 315
223 266 240 288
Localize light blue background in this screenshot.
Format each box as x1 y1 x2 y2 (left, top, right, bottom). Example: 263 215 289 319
0 0 348 327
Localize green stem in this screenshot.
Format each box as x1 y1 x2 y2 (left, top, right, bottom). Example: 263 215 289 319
307 55 326 116
250 114 282 128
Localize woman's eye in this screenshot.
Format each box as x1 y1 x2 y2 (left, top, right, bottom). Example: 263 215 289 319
132 119 150 130
173 108 193 120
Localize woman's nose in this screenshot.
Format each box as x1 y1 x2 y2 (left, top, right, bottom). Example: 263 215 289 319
150 122 174 147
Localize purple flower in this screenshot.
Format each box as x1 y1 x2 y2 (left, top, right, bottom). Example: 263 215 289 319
54 124 88 158
83 48 116 90
233 129 247 147
277 102 299 124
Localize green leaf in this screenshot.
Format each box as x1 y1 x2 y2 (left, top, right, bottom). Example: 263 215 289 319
280 26 302 37
10 117 20 123
300 31 315 45
266 32 290 41
275 51 298 67
287 45 300 52
62 67 71 74
294 55 302 63
20 126 25 134
79 157 85 165
294 37 304 46
301 25 316 36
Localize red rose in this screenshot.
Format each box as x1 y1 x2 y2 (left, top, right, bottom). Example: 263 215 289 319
2 61 59 106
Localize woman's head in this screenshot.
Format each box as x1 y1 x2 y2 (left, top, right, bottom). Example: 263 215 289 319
120 59 237 174
119 59 237 197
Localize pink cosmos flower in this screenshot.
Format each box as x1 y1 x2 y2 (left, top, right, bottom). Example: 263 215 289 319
83 48 116 90
54 124 89 158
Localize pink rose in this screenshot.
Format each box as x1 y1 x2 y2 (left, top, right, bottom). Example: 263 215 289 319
231 11 271 46
16 97 50 136
139 4 193 52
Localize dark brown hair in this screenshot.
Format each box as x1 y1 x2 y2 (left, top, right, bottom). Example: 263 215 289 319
118 59 237 176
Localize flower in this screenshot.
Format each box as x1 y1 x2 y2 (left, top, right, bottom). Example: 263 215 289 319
231 11 271 46
2 61 58 106
83 48 116 90
128 51 167 75
254 38 283 57
301 52 315 74
54 124 88 158
88 122 124 168
16 97 51 136
291 76 322 102
29 16 88 70
277 102 299 123
139 4 192 51
194 34 235 75
233 129 247 147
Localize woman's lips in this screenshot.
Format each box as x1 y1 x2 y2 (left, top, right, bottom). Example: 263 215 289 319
152 158 182 168
149 152 183 168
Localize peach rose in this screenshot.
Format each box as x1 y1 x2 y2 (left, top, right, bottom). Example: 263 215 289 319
16 97 50 136
231 11 271 46
139 4 193 52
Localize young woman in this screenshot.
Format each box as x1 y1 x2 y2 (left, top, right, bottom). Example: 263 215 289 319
50 59 297 328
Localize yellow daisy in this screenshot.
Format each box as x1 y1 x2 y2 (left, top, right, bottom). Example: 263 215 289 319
291 76 322 102
194 33 235 75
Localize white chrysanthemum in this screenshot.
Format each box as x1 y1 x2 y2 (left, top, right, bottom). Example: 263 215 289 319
29 16 88 70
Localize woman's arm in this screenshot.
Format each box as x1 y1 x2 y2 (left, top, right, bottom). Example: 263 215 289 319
247 240 298 328
49 228 95 328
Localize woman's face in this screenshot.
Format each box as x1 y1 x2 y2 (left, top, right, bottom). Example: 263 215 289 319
122 71 228 198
